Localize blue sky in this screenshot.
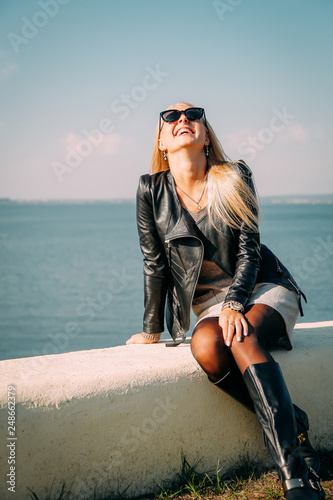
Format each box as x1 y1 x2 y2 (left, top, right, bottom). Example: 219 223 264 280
0 0 332 200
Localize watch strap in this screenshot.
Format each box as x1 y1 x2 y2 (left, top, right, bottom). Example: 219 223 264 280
222 301 244 313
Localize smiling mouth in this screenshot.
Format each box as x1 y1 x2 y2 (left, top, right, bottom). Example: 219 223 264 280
176 128 193 137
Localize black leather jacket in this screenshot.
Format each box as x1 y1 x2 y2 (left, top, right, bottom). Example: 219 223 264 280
136 162 306 344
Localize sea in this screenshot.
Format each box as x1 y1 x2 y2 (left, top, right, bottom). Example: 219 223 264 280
0 197 332 361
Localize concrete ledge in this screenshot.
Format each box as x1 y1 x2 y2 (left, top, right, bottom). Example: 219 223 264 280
0 322 332 499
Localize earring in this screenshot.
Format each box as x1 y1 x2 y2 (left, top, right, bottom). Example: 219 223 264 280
163 151 167 161
205 145 209 158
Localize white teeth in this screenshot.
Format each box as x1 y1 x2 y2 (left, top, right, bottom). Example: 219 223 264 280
177 128 192 136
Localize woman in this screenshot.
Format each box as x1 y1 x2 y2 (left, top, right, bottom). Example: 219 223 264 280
127 103 325 499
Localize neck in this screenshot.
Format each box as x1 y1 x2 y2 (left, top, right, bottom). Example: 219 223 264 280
168 149 207 188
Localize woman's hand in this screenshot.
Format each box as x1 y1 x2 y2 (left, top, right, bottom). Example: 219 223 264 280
126 332 161 345
219 308 248 347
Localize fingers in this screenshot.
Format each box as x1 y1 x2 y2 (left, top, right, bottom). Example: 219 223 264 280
219 314 239 346
225 320 241 347
219 310 248 347
235 319 243 343
241 316 248 337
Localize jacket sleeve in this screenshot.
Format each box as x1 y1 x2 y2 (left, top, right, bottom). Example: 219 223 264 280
136 175 168 333
223 162 261 308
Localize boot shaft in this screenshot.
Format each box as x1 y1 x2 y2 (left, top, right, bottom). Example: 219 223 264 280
243 361 308 483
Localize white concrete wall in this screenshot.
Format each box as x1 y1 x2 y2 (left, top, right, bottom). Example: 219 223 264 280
0 321 332 500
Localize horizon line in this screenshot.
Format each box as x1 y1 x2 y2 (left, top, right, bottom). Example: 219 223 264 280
0 193 333 205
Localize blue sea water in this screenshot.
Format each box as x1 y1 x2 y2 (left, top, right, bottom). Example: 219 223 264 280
0 201 332 361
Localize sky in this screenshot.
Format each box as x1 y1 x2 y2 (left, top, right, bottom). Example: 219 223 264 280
0 0 332 200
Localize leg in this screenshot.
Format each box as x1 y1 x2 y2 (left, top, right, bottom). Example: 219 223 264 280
230 304 320 473
190 304 280 379
191 305 279 410
231 305 324 498
243 361 324 499
191 317 234 381
228 303 282 374
191 317 256 410
191 305 324 497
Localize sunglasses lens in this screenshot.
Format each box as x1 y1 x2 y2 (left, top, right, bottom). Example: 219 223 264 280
160 107 205 124
161 110 180 122
185 108 204 120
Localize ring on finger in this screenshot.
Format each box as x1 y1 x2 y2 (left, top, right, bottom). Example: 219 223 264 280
228 322 235 326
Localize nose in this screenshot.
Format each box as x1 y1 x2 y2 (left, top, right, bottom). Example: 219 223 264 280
177 111 189 123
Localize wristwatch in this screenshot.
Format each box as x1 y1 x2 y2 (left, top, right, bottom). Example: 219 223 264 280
222 301 244 314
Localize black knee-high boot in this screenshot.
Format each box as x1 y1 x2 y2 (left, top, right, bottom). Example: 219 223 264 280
209 368 320 472
242 362 325 499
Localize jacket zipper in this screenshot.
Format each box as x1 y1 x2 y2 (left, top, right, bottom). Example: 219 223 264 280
275 257 300 293
275 257 306 316
165 234 204 332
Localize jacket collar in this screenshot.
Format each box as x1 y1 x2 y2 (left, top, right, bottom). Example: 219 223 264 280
164 170 202 242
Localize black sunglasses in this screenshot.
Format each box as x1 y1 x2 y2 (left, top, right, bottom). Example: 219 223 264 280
159 107 206 133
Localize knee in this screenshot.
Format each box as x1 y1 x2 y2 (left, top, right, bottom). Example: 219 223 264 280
191 330 219 364
191 329 232 380
229 334 265 364
190 321 230 376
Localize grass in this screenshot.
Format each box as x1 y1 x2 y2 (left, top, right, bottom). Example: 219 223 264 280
27 449 333 500
154 452 279 499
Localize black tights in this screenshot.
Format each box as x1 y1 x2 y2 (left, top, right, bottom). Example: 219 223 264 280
191 304 286 378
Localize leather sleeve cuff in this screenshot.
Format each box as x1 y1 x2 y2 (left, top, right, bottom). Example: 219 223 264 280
143 321 164 334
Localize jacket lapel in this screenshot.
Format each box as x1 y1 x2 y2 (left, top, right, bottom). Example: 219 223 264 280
164 170 200 242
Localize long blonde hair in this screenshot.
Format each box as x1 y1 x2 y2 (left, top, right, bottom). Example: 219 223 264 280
150 103 259 232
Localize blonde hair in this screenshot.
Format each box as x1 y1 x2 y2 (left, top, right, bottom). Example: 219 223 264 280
150 102 259 232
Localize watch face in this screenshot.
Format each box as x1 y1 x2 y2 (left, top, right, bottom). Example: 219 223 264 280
230 302 242 311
